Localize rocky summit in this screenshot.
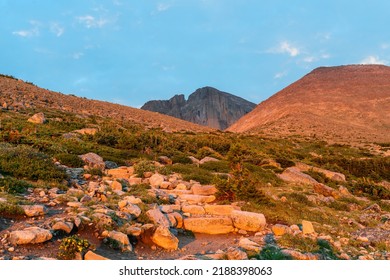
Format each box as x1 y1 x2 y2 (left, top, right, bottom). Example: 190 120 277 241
141 86 256 130
228 65 390 143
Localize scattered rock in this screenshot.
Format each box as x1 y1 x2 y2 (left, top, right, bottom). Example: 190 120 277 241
272 224 291 236
199 157 220 164
313 183 340 199
9 227 52 245
121 203 142 218
28 112 46 124
238 238 262 253
73 128 98 136
149 174 165 188
79 153 105 170
52 221 74 234
158 156 172 165
295 162 346 182
226 247 248 260
107 231 132 252
84 251 109 260
364 204 381 213
106 167 134 179
110 181 123 191
191 184 218 195
282 249 319 260
277 167 318 185
146 208 170 227
302 220 315 234
105 161 118 169
22 205 47 217
151 226 179 250
231 210 266 232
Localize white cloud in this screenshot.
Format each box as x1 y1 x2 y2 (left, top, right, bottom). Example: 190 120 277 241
381 43 390 50
151 3 172 15
360 55 387 65
50 23 64 37
77 15 108 28
72 52 84 59
303 56 315 63
274 71 287 79
271 41 300 57
12 20 40 37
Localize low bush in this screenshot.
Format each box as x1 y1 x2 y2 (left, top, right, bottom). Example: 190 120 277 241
57 235 91 260
55 153 85 168
0 177 33 194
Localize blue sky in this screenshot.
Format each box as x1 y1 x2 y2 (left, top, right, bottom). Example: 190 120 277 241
1 0 390 107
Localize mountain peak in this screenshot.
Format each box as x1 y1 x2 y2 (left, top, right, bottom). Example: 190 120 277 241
141 87 256 130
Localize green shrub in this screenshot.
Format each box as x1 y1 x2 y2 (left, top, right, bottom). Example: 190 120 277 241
0 202 24 215
167 164 216 184
275 158 295 168
55 153 85 168
200 160 230 173
0 177 33 194
134 160 158 177
0 144 66 182
255 245 292 260
348 179 390 200
171 154 192 164
57 235 91 260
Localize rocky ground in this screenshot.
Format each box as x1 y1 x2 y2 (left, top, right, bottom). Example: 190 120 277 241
1 152 389 261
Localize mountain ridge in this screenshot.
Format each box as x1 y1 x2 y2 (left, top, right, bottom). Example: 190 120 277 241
141 86 256 130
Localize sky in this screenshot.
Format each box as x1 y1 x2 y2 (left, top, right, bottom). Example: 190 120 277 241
1 0 390 108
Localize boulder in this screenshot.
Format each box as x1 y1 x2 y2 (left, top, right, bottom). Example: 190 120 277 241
110 180 123 191
313 183 340 199
183 217 234 234
271 224 291 236
73 128 98 136
151 226 179 250
302 220 315 234
149 174 165 188
84 251 109 260
146 208 170 227
295 162 346 182
277 167 318 185
226 247 248 260
178 194 216 204
231 210 266 232
238 238 262 253
170 212 184 228
191 184 218 195
121 204 142 218
204 205 239 216
52 221 74 234
22 205 47 217
28 112 46 124
140 224 156 246
9 227 52 245
182 205 205 215
105 161 118 169
107 231 132 252
199 157 220 164
79 153 105 170
158 156 173 165
106 167 134 179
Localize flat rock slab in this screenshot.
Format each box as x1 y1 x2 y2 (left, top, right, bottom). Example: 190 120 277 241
22 205 47 217
191 184 218 195
277 167 318 185
204 205 240 216
9 227 52 245
84 251 110 260
231 210 266 232
178 194 216 204
183 217 234 234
